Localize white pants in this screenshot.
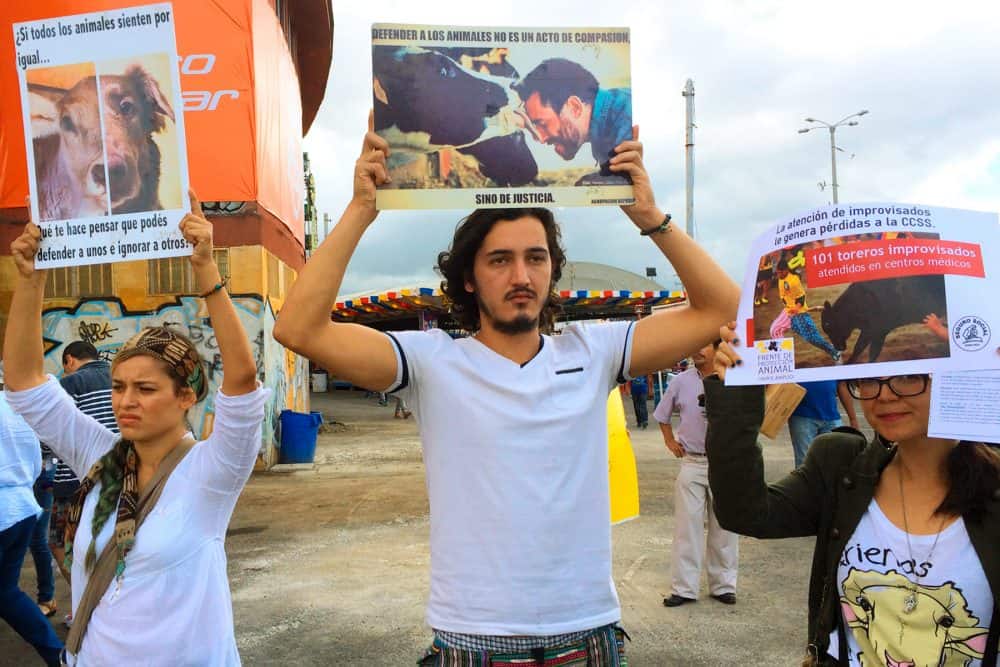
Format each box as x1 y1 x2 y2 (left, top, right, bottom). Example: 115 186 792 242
671 456 739 598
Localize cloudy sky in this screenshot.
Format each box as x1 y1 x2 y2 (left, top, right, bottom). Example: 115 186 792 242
303 0 1000 296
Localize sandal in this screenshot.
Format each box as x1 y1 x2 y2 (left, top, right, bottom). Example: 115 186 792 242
38 600 57 617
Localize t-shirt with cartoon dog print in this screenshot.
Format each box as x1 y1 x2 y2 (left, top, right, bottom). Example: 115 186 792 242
828 497 993 666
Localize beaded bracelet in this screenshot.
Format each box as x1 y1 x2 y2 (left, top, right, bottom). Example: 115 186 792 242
199 276 228 298
639 213 673 236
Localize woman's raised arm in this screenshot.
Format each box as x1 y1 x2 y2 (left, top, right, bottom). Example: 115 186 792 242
3 211 48 392
179 191 257 397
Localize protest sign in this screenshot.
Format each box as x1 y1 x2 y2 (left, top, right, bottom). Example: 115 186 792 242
725 203 1000 385
14 3 191 269
929 370 1000 445
371 24 633 210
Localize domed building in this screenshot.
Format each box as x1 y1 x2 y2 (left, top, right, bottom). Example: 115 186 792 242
557 261 665 293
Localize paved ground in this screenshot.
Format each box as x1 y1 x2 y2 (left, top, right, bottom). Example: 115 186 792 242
5 389 866 666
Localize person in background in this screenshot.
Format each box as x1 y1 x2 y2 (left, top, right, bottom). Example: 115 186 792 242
788 380 859 468
60 342 116 431
654 340 739 608
29 442 56 619
392 393 412 419
0 362 63 666
630 374 649 429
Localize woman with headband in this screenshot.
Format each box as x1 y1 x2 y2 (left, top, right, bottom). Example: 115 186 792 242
3 193 266 666
703 322 999 666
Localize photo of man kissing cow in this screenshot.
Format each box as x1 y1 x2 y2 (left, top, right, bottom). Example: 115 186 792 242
753 232 950 369
371 40 631 191
27 53 182 222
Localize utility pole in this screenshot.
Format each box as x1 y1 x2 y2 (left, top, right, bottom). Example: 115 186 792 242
682 79 695 239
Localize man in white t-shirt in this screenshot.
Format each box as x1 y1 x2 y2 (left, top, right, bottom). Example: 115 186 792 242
274 114 740 663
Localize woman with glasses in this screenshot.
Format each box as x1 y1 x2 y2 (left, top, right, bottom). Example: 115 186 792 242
702 322 999 666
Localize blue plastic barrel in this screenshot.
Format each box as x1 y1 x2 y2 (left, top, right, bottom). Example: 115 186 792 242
278 409 322 464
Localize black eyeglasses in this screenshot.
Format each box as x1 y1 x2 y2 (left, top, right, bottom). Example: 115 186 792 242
846 375 929 400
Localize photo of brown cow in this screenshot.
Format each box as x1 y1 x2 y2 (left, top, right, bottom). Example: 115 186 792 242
752 232 950 369
27 63 111 221
24 55 181 223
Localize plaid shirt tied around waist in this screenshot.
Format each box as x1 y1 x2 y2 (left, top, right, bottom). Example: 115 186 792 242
421 624 627 666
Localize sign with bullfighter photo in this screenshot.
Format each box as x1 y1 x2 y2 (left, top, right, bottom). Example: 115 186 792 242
371 24 633 210
13 2 191 268
725 202 1000 385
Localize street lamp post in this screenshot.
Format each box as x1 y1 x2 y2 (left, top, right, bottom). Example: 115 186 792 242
798 110 868 204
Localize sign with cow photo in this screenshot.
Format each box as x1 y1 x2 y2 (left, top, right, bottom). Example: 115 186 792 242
14 3 191 269
724 202 1000 385
371 24 633 210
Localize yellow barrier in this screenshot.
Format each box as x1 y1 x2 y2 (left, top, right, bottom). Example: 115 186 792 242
607 390 640 524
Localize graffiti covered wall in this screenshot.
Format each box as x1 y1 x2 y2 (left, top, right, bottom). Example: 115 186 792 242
41 294 308 467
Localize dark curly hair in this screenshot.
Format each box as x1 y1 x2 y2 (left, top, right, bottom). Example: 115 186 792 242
437 208 566 333
513 58 600 111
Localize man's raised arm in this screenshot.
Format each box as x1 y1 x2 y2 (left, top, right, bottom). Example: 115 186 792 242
608 126 740 377
273 113 399 391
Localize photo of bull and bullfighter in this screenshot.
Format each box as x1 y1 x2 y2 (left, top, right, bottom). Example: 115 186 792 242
753 232 950 369
26 53 182 222
371 28 631 192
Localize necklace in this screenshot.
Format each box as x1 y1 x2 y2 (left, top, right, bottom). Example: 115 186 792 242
897 466 947 615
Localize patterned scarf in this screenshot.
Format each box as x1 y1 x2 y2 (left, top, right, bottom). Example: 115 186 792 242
64 440 138 578
62 326 206 579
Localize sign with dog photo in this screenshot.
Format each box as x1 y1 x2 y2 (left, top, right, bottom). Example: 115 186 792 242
14 2 191 268
724 202 1000 385
371 23 634 210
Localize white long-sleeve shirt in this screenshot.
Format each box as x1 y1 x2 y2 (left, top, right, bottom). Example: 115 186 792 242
0 393 41 532
7 377 269 666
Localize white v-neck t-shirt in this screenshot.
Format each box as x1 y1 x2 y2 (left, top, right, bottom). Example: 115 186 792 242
387 321 635 635
828 497 993 666
7 377 269 666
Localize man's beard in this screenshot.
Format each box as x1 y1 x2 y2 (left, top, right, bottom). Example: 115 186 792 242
551 119 585 160
477 294 541 334
552 138 582 160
